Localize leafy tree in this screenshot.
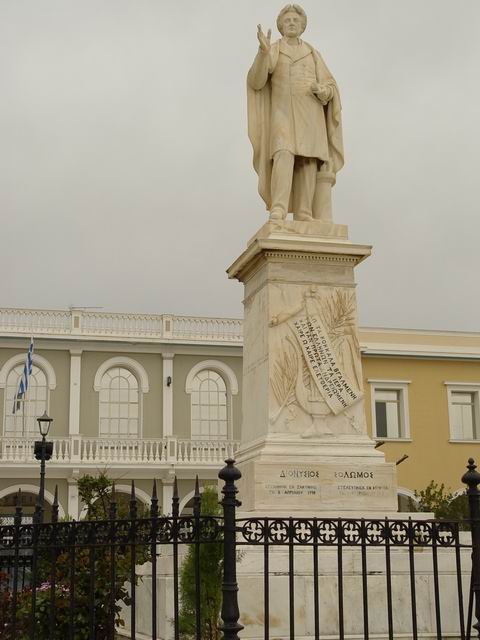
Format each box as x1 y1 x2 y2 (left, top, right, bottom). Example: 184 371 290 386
14 472 151 639
415 481 468 521
179 486 223 640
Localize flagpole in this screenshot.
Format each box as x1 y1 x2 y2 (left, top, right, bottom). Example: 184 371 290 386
25 338 31 437
21 370 28 437
24 379 28 437
13 336 34 438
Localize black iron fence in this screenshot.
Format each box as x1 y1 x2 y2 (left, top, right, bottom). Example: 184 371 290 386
0 458 480 640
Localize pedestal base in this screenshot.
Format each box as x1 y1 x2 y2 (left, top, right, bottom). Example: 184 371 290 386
236 435 398 514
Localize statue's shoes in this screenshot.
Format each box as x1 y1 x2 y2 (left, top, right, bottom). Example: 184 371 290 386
269 209 286 221
295 213 314 222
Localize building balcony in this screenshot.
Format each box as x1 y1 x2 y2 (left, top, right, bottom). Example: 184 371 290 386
0 435 240 476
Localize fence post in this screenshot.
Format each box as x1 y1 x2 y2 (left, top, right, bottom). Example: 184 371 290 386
462 457 480 638
218 459 244 640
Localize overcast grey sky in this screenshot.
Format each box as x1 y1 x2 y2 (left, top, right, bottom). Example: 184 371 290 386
1 1 479 331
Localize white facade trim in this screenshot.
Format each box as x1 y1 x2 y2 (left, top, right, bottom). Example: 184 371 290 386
369 379 411 440
444 382 480 388
185 360 238 395
397 486 418 503
445 382 480 442
163 353 174 438
68 350 82 435
368 379 411 385
93 356 149 393
67 478 79 520
0 353 57 390
179 486 204 514
179 484 218 514
162 482 174 515
0 484 66 518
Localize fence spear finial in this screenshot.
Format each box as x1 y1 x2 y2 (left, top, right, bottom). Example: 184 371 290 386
150 479 159 518
172 476 179 518
193 475 201 518
52 485 59 523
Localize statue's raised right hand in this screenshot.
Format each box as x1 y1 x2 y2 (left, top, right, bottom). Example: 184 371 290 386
257 24 271 52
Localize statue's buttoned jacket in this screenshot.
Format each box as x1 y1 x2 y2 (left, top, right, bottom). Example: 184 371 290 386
269 41 331 161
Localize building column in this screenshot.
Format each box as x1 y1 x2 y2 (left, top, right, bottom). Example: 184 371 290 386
162 480 175 515
68 349 82 435
67 477 79 520
162 353 175 437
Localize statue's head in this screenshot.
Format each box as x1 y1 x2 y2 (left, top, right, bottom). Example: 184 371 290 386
276 4 307 38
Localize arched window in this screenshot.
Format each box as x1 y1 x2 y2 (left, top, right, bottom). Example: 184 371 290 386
185 360 238 441
99 367 140 437
0 485 66 521
4 365 48 436
191 370 228 440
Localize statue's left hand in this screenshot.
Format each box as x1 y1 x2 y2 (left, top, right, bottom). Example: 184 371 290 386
311 83 332 105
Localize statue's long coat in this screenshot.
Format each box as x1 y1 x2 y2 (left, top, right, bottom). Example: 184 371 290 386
247 39 344 213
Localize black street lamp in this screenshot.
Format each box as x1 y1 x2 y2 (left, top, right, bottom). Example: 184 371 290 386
34 411 53 524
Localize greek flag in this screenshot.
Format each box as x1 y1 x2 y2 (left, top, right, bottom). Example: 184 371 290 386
13 338 34 414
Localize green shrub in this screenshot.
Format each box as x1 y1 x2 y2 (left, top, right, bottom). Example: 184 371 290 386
13 472 151 639
415 481 468 521
179 486 223 640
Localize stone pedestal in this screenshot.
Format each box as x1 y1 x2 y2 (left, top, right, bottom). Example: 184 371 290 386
227 221 398 514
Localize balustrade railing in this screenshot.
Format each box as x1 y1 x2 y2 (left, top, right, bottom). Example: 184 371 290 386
80 438 168 464
172 315 243 342
0 308 71 334
80 312 164 337
177 438 238 463
0 437 71 463
0 307 243 343
0 436 239 466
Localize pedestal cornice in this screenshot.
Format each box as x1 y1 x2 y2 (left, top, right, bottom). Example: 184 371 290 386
227 235 372 283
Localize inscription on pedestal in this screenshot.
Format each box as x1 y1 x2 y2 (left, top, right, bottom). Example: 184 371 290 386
252 462 397 511
290 315 361 414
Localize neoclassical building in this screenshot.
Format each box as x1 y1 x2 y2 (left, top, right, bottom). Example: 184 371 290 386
0 307 479 519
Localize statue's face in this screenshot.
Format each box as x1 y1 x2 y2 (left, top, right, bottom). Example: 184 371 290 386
281 11 303 38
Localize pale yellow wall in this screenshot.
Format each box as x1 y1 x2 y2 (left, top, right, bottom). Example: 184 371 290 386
363 356 480 494
172 355 243 440
79 351 163 438
0 347 70 437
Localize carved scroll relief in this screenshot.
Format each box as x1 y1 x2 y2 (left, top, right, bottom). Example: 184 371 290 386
269 286 365 438
290 315 360 415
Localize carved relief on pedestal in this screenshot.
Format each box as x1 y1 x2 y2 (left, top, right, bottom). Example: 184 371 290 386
269 285 366 438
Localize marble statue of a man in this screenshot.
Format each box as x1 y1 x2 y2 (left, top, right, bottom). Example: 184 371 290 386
247 4 344 222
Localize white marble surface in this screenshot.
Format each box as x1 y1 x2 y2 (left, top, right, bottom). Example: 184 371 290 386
129 541 472 640
237 456 397 513
247 6 344 222
229 230 372 446
229 227 398 513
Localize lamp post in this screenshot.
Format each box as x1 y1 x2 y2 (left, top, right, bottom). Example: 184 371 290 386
34 411 53 524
